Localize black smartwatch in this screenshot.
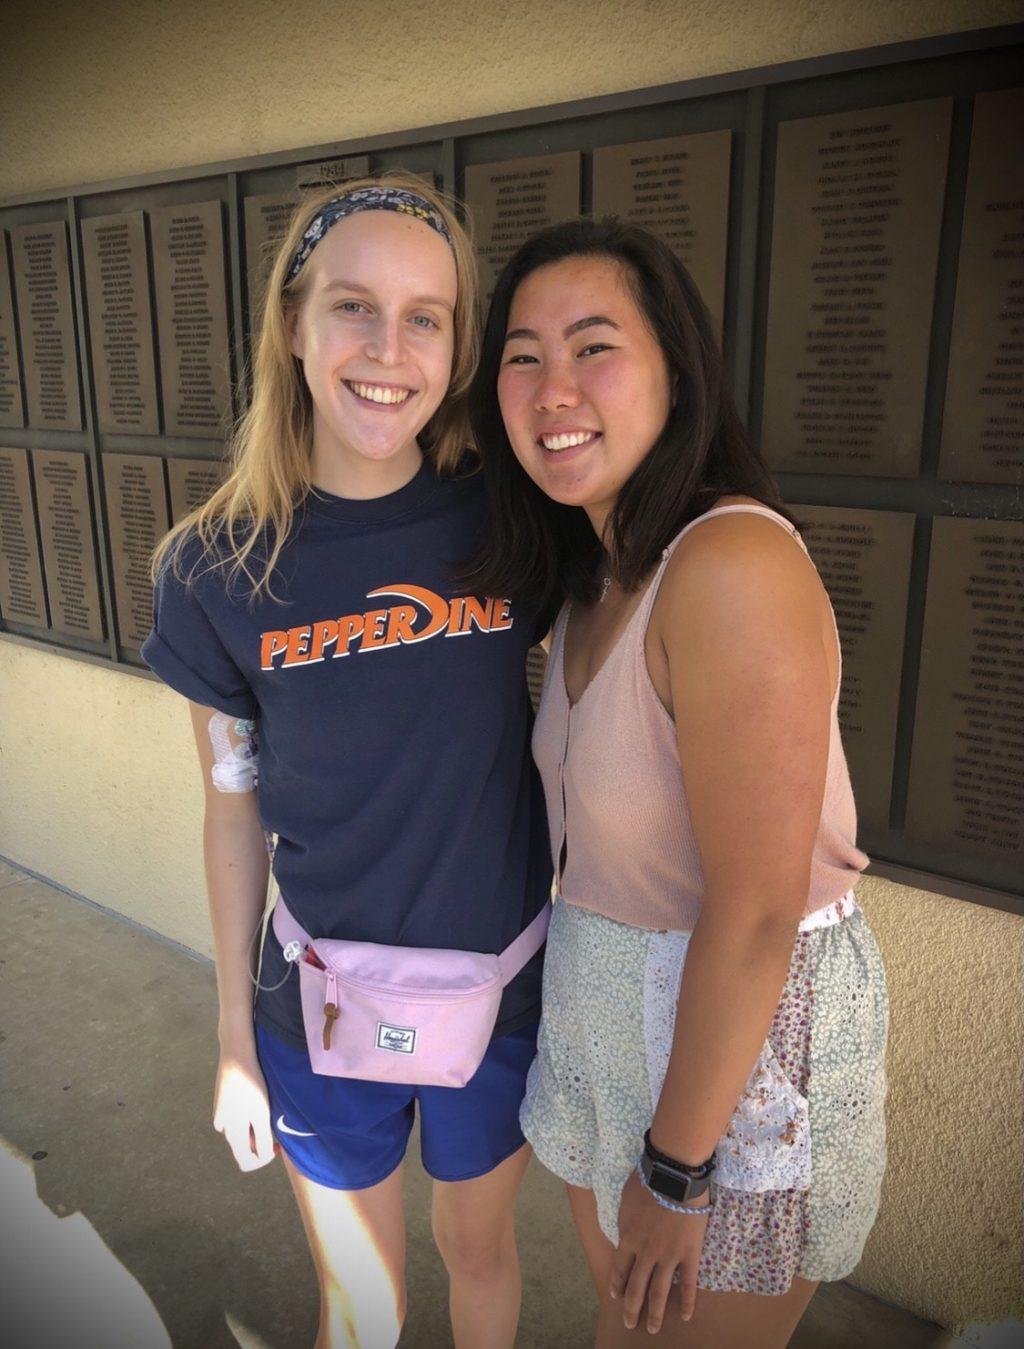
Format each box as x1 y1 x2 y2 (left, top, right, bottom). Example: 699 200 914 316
639 1130 716 1204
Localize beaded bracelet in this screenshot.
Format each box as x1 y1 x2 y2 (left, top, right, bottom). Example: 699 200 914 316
635 1162 714 1216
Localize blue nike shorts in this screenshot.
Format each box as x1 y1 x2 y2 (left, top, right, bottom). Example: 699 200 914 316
256 1019 539 1190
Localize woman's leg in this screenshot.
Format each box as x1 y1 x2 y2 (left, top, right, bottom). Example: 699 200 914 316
430 1141 533 1349
566 1182 615 1296
595 1276 819 1349
282 1155 407 1349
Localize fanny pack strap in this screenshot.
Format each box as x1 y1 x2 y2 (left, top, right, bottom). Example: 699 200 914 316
496 901 550 982
272 896 551 987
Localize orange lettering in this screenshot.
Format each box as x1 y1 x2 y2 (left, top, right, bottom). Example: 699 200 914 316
447 597 468 635
463 597 493 632
260 630 289 670
308 619 339 663
368 584 450 642
359 609 390 650
385 604 419 646
491 598 513 630
334 614 364 656
282 626 312 666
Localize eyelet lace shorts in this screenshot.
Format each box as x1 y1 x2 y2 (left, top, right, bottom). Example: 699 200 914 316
520 897 888 1295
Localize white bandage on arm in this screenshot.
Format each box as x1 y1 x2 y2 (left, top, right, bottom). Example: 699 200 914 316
208 712 259 793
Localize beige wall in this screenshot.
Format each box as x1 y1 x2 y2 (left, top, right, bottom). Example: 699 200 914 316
1 0 1022 196
2 0 1023 1332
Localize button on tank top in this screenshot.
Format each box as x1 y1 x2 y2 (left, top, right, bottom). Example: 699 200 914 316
532 505 869 932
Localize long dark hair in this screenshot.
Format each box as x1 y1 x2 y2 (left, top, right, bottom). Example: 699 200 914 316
467 216 789 610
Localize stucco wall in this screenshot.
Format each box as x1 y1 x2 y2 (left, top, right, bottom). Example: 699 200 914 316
2 0 1023 1332
1 0 1022 197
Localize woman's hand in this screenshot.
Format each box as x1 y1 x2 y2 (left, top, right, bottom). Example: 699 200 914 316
212 1046 277 1172
610 1169 711 1333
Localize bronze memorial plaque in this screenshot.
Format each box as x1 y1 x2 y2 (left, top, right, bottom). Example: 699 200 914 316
0 234 25 428
905 518 1024 867
151 200 231 439
592 131 732 332
795 504 915 831
81 211 160 436
244 192 298 329
33 449 103 642
11 220 83 431
464 152 581 304
0 446 47 627
940 88 1024 485
763 99 951 476
167 455 227 523
103 453 170 653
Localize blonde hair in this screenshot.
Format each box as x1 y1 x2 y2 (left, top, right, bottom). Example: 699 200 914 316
152 172 479 596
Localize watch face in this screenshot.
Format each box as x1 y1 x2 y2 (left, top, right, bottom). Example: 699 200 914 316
643 1155 695 1203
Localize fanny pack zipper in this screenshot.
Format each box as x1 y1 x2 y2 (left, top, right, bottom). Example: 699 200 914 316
307 952 501 1001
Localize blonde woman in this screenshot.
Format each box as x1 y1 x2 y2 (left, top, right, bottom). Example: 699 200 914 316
144 176 552 1349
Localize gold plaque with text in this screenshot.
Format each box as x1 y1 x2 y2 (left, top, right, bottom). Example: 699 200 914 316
795 504 915 831
167 455 228 524
11 221 84 431
0 233 25 429
0 446 47 627
763 99 951 476
940 88 1024 485
593 130 732 332
151 201 232 439
244 193 299 331
81 211 160 436
34 449 104 641
465 152 581 304
905 518 1024 865
103 453 170 652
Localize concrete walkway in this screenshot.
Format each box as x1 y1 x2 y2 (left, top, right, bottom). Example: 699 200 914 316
0 860 950 1348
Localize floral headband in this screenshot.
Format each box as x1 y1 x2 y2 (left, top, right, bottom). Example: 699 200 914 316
285 185 454 285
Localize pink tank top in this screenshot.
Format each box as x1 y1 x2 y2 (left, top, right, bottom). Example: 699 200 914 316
532 505 869 932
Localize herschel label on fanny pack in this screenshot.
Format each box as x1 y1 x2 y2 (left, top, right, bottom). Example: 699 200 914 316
377 1022 417 1054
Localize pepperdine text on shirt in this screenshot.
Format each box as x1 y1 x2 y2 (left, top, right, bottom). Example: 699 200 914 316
260 584 514 669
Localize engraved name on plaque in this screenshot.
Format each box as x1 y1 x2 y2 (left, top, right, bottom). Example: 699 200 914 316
81 211 160 436
244 193 298 329
103 453 170 653
940 88 1024 485
906 518 1024 867
464 152 581 304
151 201 232 438
795 504 915 831
763 99 951 476
0 446 47 627
593 131 732 332
11 220 84 431
0 233 25 428
167 455 228 524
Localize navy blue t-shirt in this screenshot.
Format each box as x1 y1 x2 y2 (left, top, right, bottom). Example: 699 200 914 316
143 464 552 1048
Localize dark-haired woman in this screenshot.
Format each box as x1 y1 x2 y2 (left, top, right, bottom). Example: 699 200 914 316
469 222 888 1348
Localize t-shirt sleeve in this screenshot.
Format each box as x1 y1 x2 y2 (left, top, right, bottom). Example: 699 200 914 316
142 558 257 719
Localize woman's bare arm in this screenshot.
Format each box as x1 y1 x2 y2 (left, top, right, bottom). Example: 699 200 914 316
650 516 832 1161
188 701 276 1170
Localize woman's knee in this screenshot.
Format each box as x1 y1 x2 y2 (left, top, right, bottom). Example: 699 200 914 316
431 1210 516 1283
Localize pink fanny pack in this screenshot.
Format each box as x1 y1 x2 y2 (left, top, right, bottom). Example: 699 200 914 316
272 898 550 1088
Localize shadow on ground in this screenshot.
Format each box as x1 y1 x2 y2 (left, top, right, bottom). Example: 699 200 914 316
0 865 945 1347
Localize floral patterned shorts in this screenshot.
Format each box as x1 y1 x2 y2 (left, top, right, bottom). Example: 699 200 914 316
520 897 889 1295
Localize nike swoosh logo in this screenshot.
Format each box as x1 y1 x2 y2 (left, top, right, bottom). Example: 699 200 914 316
276 1114 316 1138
